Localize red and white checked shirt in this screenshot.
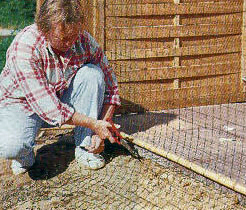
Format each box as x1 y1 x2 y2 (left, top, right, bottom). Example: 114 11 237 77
0 24 120 126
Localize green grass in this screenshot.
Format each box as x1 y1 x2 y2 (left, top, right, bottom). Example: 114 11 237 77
0 0 36 72
0 0 36 29
0 36 15 70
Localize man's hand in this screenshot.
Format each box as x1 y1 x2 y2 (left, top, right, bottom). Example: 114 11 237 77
85 135 105 154
93 120 115 143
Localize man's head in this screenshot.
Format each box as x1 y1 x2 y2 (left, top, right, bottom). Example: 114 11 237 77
36 0 83 52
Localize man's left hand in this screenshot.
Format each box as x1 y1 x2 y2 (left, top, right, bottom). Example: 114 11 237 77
86 135 105 154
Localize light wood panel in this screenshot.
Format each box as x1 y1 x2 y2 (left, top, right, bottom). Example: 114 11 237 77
117 81 244 112
115 62 240 82
106 2 243 17
106 42 241 60
106 24 241 40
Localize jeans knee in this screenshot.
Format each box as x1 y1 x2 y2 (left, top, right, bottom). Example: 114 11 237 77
76 64 105 87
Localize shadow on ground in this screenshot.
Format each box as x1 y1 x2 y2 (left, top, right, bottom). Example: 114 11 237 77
114 98 178 135
28 136 132 180
28 137 76 180
114 112 177 135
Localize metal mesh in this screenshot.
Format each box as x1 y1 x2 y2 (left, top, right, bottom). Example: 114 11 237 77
1 0 246 209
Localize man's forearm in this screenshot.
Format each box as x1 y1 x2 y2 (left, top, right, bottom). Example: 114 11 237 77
100 104 116 121
66 112 96 130
65 104 116 129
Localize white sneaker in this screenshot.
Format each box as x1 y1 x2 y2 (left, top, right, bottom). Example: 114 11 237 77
11 160 28 175
75 147 105 170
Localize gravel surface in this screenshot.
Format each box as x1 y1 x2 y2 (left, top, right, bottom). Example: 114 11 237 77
0 129 245 210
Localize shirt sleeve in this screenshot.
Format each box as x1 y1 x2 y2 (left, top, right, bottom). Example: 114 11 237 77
9 38 74 126
84 32 121 107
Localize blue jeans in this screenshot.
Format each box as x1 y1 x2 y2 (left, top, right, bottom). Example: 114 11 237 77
0 64 105 167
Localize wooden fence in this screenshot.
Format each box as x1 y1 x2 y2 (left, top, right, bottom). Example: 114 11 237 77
37 0 246 113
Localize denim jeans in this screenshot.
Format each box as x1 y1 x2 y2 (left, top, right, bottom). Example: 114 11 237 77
0 64 105 167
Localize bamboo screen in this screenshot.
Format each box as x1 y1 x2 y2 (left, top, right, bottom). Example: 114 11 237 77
104 0 244 113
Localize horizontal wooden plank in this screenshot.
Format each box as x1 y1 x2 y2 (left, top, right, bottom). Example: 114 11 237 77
180 13 242 25
111 59 174 75
106 16 174 28
106 2 243 17
106 13 242 28
117 91 245 113
181 0 238 3
106 0 173 5
106 42 241 60
107 0 239 5
117 83 244 112
116 62 240 82
106 38 174 52
118 73 240 91
106 24 241 40
180 34 241 47
180 53 241 66
106 35 241 51
180 73 241 88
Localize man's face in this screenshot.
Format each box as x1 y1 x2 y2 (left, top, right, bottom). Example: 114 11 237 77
47 23 80 52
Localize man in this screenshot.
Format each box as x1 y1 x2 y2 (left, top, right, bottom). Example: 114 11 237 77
0 0 120 175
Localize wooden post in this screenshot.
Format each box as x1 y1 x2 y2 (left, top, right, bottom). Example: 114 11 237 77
241 0 246 91
173 0 181 89
82 0 105 50
93 0 105 50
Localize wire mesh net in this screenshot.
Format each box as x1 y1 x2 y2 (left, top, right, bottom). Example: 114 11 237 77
1 0 246 209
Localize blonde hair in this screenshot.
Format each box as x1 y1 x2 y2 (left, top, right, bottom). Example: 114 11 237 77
35 0 84 34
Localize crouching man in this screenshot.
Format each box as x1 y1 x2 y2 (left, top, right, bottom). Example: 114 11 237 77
0 0 120 175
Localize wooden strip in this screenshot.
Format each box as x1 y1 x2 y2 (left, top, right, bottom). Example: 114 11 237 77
106 0 174 5
118 82 243 110
106 2 243 17
94 0 105 49
241 0 246 90
180 34 241 47
106 35 240 53
106 16 174 28
107 0 237 5
173 0 180 89
181 73 241 88
181 0 237 3
180 13 242 26
106 14 242 28
119 73 240 92
106 24 241 40
180 53 241 66
106 38 174 51
111 54 240 73
116 62 240 82
106 42 241 60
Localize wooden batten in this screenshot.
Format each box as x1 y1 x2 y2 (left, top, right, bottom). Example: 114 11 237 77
106 2 242 17
241 0 246 91
106 24 241 40
86 0 105 49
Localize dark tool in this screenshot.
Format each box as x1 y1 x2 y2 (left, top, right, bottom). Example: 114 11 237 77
106 118 142 160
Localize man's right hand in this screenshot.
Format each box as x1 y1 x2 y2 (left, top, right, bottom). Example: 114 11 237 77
66 112 115 143
92 120 115 143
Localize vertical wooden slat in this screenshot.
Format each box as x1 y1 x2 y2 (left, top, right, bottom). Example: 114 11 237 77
93 0 105 49
173 0 180 89
241 0 246 91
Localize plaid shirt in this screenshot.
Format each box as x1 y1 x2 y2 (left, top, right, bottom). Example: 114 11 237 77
0 24 120 126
